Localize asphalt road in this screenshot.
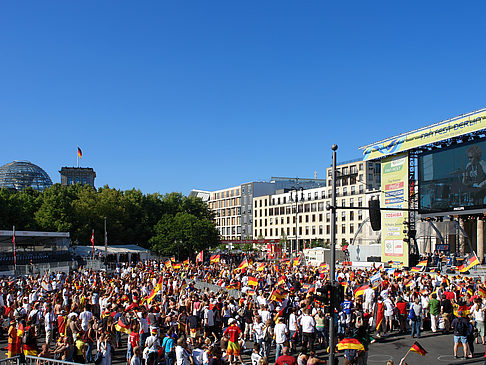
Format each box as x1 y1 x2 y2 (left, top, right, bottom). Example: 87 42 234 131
1 329 485 365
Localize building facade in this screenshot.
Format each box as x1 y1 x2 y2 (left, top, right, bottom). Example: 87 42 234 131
59 167 96 188
253 160 381 253
203 178 325 241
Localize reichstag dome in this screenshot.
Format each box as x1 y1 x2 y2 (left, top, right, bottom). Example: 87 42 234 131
0 161 53 191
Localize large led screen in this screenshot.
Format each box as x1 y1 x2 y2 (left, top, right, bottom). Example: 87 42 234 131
419 139 486 214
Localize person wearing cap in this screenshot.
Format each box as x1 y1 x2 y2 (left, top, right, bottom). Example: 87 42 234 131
223 318 242 365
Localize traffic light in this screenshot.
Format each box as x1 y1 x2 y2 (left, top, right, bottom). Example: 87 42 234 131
330 284 345 310
315 284 332 305
369 199 381 231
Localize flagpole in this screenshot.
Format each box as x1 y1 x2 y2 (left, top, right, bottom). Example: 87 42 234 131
400 347 413 364
12 225 16 272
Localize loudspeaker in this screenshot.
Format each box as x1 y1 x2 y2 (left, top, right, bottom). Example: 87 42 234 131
369 199 381 231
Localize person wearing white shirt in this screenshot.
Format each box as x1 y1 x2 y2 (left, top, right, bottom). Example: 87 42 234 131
288 308 300 353
44 304 56 345
363 287 375 313
79 306 93 332
471 298 486 344
300 309 316 352
274 318 289 360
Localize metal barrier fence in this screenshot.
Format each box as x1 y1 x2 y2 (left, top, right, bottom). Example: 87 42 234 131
0 356 82 365
193 280 241 299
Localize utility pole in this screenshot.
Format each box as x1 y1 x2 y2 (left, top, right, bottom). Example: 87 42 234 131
329 144 338 365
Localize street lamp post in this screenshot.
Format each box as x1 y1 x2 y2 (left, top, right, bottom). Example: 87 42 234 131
289 187 303 257
329 144 338 365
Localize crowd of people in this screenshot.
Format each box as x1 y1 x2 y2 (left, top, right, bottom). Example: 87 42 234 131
0 255 485 365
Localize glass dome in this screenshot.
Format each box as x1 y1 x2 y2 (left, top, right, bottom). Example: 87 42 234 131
0 161 53 191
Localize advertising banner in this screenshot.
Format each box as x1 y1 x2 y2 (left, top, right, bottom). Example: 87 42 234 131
381 153 409 266
362 109 486 161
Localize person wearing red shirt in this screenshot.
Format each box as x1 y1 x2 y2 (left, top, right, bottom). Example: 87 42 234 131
223 319 242 364
396 297 408 334
275 346 297 365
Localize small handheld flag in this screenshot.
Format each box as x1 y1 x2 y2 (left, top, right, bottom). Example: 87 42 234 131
410 341 427 356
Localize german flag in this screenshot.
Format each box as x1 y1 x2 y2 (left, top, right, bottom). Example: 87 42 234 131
165 260 172 269
256 262 265 272
246 289 256 296
248 277 258 287
226 283 237 290
237 259 248 270
410 341 427 356
293 258 300 267
172 263 182 270
277 276 286 286
354 285 370 298
269 289 287 302
210 254 220 263
478 286 486 298
145 277 163 304
77 147 82 158
411 266 425 273
183 259 189 265
417 259 428 267
337 338 364 351
457 253 480 273
115 318 131 334
170 256 175 262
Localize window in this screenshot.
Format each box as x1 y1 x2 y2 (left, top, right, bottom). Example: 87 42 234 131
308 193 311 200
311 203 316 212
351 186 355 195
318 202 324 211
358 210 363 220
321 191 326 199
341 211 346 221
326 225 330 234
277 197 280 205
350 211 354 220
343 187 347 196
315 192 319 199
269 218 273 225
359 163 363 171
350 198 354 207
359 185 364 194
305 204 310 212
242 186 245 194
342 224 346 234
358 197 363 207
328 180 332 187
299 216 302 223
326 213 330 222
350 165 357 174
270 229 272 236
319 214 323 222
319 225 323 235
305 227 309 235
342 167 348 175
312 226 316 235
350 224 354 234
312 214 316 222
305 215 309 223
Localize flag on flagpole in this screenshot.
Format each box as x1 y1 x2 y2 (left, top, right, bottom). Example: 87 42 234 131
236 259 248 270
417 259 428 267
146 277 163 304
210 254 220 263
478 286 486 298
457 253 480 273
248 277 258 286
354 285 370 298
183 259 189 266
410 341 427 356
196 250 203 263
77 147 82 158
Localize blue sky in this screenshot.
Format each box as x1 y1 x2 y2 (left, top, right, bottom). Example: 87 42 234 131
1 1 485 194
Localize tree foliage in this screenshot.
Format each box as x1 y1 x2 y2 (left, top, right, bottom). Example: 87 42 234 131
0 185 220 254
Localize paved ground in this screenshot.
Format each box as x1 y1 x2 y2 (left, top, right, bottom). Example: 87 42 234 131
1 328 485 365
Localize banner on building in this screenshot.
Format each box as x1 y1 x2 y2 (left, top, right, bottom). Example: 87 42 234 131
361 109 486 161
381 153 409 266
